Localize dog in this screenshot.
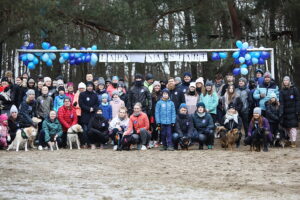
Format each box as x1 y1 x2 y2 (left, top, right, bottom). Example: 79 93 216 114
67 124 83 149
7 127 38 151
250 128 264 152
179 136 191 150
29 117 42 148
49 134 59 151
273 128 289 148
227 129 239 151
214 123 222 138
217 126 228 148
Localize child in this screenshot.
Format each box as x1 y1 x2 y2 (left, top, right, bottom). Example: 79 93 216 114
0 114 10 149
99 93 112 121
54 86 66 112
110 91 125 119
155 88 176 151
265 93 280 142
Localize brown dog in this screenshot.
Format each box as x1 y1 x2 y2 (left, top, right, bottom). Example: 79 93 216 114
216 126 228 148
227 129 239 151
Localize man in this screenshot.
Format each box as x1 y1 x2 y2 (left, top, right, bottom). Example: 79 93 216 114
79 81 99 147
44 77 57 99
86 73 94 82
213 73 225 98
36 86 53 120
123 103 151 150
144 73 154 93
253 72 279 115
221 73 236 96
58 97 78 147
127 74 152 116
179 72 192 93
167 77 185 112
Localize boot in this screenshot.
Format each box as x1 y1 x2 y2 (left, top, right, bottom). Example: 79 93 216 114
263 144 268 152
199 144 203 150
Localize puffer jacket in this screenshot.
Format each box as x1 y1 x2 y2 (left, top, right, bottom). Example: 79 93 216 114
248 117 271 137
175 113 194 137
253 81 279 110
200 92 219 114
57 105 78 132
235 86 251 113
42 117 63 142
192 112 214 132
265 101 280 124
124 112 150 135
169 87 185 112
155 98 176 125
54 95 66 112
19 99 37 125
128 85 152 114
36 95 53 118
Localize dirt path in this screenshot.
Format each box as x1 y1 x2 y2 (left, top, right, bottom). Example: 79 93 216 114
1 144 300 200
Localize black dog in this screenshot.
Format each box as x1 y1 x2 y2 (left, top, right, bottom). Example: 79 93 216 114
273 127 289 148
179 136 191 150
250 128 264 152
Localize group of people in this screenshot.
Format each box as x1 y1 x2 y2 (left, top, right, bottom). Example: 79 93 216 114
0 68 299 152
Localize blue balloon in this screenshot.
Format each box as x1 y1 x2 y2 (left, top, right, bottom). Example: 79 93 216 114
232 51 240 59
236 40 243 49
251 57 258 64
219 52 227 59
245 53 251 61
91 53 98 63
258 58 265 65
24 60 29 66
233 68 241 76
242 42 249 49
21 54 28 62
261 51 270 59
49 53 56 60
239 48 247 56
62 53 69 60
28 62 35 70
87 47 92 51
41 53 49 62
33 57 39 65
27 43 35 49
59 57 65 64
252 52 261 58
239 57 245 64
91 45 97 50
64 46 70 50
241 64 247 68
245 59 252 66
69 53 75 60
46 59 53 66
234 58 240 64
35 52 42 57
85 55 91 62
69 59 76 65
75 57 82 65
21 45 27 50
90 60 97 66
80 47 86 50
49 46 57 50
75 53 81 58
42 42 50 49
241 67 248 75
27 53 34 61
211 52 220 61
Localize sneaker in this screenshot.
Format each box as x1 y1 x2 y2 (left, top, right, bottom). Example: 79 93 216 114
291 142 297 148
91 144 96 150
141 145 147 151
207 145 211 149
167 146 174 151
113 145 118 151
160 146 167 151
38 145 43 151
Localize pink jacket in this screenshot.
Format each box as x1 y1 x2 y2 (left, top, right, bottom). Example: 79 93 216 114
110 98 125 119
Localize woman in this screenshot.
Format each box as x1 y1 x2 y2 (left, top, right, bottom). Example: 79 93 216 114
96 78 111 104
73 82 86 123
109 107 129 150
150 81 162 147
200 80 219 123
19 89 37 126
221 84 243 115
192 102 214 149
87 108 109 149
279 76 300 148
244 107 272 152
195 77 205 96
221 103 243 148
38 110 63 150
184 82 199 115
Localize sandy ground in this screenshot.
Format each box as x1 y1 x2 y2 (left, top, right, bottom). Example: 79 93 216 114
1 140 300 200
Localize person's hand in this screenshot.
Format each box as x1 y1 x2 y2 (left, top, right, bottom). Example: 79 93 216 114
7 135 11 142
260 93 266 98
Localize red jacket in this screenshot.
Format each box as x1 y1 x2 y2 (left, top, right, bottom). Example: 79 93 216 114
124 112 150 135
66 92 75 103
58 105 78 132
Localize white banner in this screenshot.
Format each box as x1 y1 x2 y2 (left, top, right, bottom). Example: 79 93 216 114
145 53 165 63
183 53 207 62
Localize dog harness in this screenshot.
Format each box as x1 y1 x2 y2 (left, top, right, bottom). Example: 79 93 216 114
21 129 28 139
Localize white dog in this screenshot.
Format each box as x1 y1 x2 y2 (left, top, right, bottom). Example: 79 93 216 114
7 127 38 151
67 124 83 149
48 135 59 151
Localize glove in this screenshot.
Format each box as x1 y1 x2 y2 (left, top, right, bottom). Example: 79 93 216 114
7 135 11 142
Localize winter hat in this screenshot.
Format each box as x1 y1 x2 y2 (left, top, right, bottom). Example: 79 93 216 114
0 114 8 122
78 82 86 89
67 82 74 87
205 80 213 87
179 103 188 110
106 78 112 83
86 81 94 88
264 71 271 78
253 107 262 115
183 72 192 78
195 77 204 86
98 77 105 85
189 82 196 88
93 77 99 82
26 89 35 96
283 76 290 82
58 86 65 92
112 76 119 81
228 103 236 110
10 105 18 114
135 73 143 80
175 77 182 84
44 77 51 82
270 92 277 100
145 73 154 81
112 90 119 97
239 77 247 84
152 81 161 88
255 69 264 75
101 93 109 100
196 102 206 108
162 88 170 96
1 77 9 83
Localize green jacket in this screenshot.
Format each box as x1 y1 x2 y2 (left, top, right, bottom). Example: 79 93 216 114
42 117 63 142
144 81 154 93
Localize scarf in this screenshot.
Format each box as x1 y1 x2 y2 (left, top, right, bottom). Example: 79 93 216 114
197 112 205 118
101 102 108 106
133 112 141 117
224 112 239 125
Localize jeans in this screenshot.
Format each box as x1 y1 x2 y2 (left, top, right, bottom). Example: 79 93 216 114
129 128 151 145
161 124 173 147
192 129 214 146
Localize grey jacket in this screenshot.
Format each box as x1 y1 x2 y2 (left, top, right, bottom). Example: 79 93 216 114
36 95 53 118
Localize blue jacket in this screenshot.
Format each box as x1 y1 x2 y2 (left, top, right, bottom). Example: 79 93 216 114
99 103 112 120
253 81 279 110
200 92 219 114
155 99 176 125
54 95 66 112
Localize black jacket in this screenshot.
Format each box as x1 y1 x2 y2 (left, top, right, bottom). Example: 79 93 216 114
175 113 194 137
88 115 109 134
8 115 32 134
79 90 99 124
18 100 37 125
0 85 14 111
265 102 280 124
128 85 152 114
169 87 185 113
221 115 243 131
280 85 300 128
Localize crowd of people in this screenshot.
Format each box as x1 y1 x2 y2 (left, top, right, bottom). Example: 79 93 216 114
0 69 299 152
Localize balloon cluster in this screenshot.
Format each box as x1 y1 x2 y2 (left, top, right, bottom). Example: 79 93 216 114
211 52 227 60
19 42 40 70
40 42 57 67
59 45 98 66
232 40 270 76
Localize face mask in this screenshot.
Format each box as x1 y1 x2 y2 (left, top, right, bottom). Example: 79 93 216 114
135 81 143 87
112 83 118 88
